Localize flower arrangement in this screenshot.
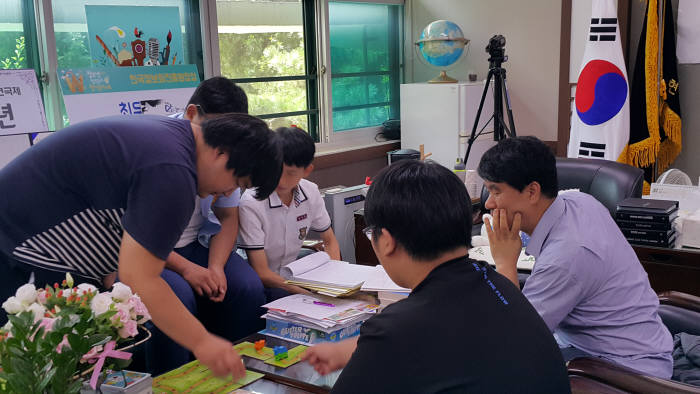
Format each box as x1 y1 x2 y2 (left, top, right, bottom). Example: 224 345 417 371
0 274 151 394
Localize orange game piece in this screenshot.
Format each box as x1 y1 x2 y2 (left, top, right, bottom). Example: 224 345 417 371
254 339 266 352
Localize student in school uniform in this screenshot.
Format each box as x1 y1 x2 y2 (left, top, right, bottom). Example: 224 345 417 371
147 77 269 374
238 126 341 301
302 160 570 393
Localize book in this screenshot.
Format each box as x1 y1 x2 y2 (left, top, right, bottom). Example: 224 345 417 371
626 233 677 248
616 198 679 214
621 228 675 242
281 251 376 292
93 370 152 393
615 218 676 231
615 210 679 224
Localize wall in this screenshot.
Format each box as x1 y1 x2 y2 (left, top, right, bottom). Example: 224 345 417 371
405 0 563 141
628 0 700 184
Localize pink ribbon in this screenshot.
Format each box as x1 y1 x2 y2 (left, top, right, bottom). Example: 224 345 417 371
88 340 132 389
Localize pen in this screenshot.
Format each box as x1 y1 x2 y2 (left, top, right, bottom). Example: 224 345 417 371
313 301 335 307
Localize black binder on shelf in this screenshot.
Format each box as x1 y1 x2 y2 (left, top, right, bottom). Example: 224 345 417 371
626 234 677 248
615 218 676 231
621 228 675 242
616 198 679 214
615 211 678 223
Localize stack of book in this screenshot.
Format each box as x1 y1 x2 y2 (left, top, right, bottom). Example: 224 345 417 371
281 252 409 297
615 198 679 248
260 294 378 345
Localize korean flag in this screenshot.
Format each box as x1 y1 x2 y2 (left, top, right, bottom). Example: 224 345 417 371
568 0 629 162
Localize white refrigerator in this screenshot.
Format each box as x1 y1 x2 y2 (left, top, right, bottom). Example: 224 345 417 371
400 81 496 172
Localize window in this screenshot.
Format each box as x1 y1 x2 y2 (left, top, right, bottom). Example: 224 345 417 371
212 0 403 146
0 0 40 73
328 2 401 132
216 0 318 140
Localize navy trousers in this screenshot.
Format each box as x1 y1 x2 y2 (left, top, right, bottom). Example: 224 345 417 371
145 241 266 375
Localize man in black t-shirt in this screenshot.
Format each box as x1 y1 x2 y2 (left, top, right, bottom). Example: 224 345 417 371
302 161 570 393
0 113 281 379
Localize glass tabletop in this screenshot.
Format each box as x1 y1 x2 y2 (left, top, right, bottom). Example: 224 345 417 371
236 333 341 394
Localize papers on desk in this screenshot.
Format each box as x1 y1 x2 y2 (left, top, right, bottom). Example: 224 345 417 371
281 252 408 296
262 294 377 334
360 265 410 292
468 246 536 271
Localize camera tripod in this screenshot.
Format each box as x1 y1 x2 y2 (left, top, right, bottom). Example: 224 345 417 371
463 37 517 165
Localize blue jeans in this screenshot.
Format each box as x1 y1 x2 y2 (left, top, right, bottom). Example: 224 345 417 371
146 242 266 375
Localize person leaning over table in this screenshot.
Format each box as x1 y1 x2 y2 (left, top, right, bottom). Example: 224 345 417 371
147 76 269 374
478 136 673 378
0 112 282 379
302 160 570 393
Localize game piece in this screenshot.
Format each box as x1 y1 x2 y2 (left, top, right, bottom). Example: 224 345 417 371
265 345 308 368
254 339 265 352
273 345 288 361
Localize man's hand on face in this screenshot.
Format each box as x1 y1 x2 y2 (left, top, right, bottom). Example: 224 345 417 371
484 208 522 275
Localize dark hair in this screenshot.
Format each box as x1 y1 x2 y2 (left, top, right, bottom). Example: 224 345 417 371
188 77 248 115
201 113 282 200
275 126 315 168
364 160 472 260
477 136 558 198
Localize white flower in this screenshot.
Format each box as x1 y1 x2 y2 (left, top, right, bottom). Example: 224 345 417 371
26 302 46 323
110 282 133 302
15 283 37 305
2 296 23 314
90 293 113 316
77 283 98 295
65 273 74 288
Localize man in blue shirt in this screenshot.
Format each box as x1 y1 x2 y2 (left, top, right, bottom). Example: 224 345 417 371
478 136 673 378
0 113 281 379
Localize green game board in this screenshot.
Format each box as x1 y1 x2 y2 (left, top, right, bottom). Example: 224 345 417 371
264 345 308 368
152 359 263 393
234 341 275 360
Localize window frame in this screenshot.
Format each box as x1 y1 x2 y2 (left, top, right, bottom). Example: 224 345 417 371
205 0 404 151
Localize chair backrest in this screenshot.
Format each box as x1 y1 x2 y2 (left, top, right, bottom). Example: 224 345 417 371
480 157 644 216
658 304 700 336
556 158 644 215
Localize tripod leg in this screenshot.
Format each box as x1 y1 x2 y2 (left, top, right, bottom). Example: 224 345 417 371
464 69 496 165
500 69 517 137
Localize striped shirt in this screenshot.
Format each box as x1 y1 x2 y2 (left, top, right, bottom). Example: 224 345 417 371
0 115 197 279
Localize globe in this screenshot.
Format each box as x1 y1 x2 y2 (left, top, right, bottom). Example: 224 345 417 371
415 20 469 83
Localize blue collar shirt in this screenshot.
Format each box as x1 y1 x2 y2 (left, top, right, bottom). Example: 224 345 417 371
523 191 673 378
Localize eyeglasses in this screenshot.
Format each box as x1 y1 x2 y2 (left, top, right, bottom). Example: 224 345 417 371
362 226 373 241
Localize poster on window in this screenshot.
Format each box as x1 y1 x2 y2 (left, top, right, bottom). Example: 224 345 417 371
85 5 184 67
0 69 48 136
58 64 199 124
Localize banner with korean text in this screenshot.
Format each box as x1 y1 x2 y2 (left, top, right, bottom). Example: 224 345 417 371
58 64 199 124
0 69 50 168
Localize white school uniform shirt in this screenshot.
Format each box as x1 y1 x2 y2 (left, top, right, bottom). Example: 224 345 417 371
238 179 331 274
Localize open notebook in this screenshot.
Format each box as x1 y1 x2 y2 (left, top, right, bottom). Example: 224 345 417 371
281 252 407 296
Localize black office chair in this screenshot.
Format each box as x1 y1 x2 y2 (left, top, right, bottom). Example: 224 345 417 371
566 291 700 393
480 157 644 216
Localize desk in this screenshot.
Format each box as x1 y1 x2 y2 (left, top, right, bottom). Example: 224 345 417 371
633 245 700 296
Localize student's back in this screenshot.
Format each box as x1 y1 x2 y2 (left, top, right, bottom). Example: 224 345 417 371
333 256 570 393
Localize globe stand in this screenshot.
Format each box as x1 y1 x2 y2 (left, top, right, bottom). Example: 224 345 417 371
463 34 517 166
429 70 458 84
